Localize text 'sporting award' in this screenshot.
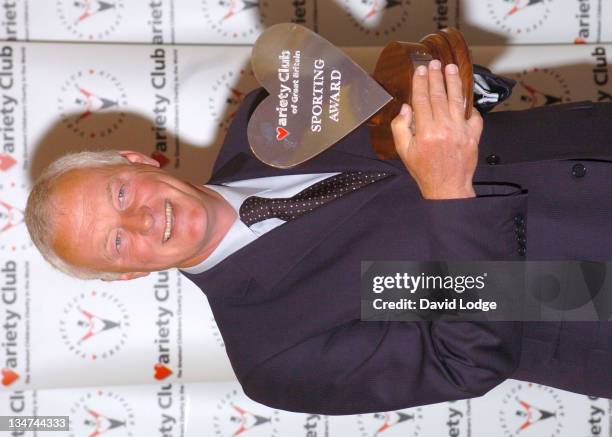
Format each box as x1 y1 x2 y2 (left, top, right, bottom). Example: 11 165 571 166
247 23 474 168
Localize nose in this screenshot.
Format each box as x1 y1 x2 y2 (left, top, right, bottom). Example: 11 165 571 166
122 206 154 235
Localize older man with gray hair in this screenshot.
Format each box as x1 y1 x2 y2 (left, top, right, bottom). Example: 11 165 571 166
25 62 612 414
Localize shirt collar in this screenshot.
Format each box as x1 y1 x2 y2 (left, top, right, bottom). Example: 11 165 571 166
179 173 340 275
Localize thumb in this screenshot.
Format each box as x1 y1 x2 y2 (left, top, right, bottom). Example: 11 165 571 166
390 103 415 157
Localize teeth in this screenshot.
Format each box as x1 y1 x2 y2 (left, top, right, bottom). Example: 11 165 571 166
163 201 173 243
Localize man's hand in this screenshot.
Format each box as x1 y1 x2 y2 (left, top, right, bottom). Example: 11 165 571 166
391 60 483 199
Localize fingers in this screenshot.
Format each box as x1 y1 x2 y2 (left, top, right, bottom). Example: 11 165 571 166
445 64 465 121
391 103 415 157
427 60 450 121
409 60 474 141
411 64 433 131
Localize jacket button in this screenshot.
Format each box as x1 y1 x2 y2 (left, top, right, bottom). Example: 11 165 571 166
572 163 586 178
487 154 501 165
518 245 527 256
514 214 525 225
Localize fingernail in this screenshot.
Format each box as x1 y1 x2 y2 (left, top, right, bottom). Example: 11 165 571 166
447 64 458 74
400 103 410 116
430 60 441 70
416 65 427 76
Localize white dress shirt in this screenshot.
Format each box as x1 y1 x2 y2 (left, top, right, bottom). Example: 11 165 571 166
180 173 339 274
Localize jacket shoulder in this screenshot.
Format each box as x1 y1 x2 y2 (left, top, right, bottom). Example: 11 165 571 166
212 87 269 175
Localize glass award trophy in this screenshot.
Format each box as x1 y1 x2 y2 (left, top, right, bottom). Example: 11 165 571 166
247 23 473 168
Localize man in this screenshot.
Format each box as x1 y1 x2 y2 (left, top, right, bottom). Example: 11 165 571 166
26 61 612 414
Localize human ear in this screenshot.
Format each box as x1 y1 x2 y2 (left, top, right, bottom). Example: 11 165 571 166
118 150 161 168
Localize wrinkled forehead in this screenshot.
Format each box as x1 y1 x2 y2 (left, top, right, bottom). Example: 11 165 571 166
51 166 112 209
49 166 117 267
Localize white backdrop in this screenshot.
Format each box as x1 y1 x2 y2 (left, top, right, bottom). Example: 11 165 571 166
1 1 611 436
2 0 611 44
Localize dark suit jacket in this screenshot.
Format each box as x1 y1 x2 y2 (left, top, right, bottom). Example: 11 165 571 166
183 90 612 414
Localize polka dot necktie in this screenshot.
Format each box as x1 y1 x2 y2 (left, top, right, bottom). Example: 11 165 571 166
239 171 389 227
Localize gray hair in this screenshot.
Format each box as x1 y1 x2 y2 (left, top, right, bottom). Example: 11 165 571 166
25 150 129 281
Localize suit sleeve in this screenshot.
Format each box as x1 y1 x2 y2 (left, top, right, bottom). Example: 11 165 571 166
242 319 522 415
241 185 527 415
422 183 528 260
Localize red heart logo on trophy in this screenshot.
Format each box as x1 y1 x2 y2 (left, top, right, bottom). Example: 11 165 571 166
247 24 473 167
276 127 290 141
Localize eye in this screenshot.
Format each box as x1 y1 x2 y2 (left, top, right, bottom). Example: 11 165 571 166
118 184 126 208
115 230 122 253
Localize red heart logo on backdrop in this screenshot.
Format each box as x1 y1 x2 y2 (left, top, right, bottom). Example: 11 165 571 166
151 151 170 168
2 368 19 386
247 23 391 169
276 127 289 140
0 154 16 172
154 363 172 380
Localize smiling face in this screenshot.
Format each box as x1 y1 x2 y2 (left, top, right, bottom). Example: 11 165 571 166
49 153 235 280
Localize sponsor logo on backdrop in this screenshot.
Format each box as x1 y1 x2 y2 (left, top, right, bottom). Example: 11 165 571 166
56 0 125 40
59 290 130 360
498 383 565 436
340 0 415 37
574 0 596 44
154 362 173 380
503 68 573 110
208 69 258 132
156 383 183 436
0 46 19 169
57 69 128 139
0 198 25 251
445 401 469 437
149 48 175 169
210 316 225 348
1 260 27 387
0 181 32 252
591 46 611 102
587 397 609 436
357 408 423 436
202 0 271 39
1 367 19 386
5 391 30 416
151 270 180 380
2 2 18 41
303 414 329 436
69 389 135 437
213 389 281 436
433 0 451 30
147 0 166 44
486 0 553 35
0 154 16 171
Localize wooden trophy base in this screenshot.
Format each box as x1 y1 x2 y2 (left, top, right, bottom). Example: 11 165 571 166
368 27 474 160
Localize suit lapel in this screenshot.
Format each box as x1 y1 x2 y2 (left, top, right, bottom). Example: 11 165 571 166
193 103 406 299
192 163 397 300
210 114 406 184
211 145 402 184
